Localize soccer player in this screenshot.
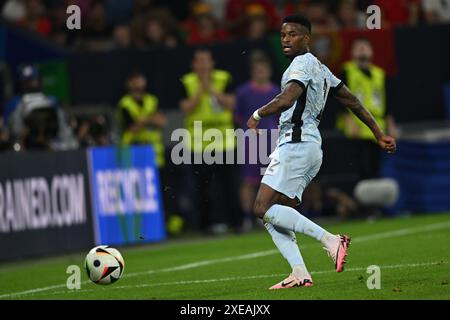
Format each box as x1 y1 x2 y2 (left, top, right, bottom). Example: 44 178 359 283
247 15 396 289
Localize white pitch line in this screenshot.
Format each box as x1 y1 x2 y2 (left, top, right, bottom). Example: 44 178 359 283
1 220 449 299
351 220 450 243
18 261 448 298
129 249 280 275
0 250 282 299
0 284 69 298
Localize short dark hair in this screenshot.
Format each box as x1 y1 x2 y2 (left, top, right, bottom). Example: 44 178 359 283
127 71 145 81
282 14 312 34
192 47 213 59
351 37 372 48
248 50 271 67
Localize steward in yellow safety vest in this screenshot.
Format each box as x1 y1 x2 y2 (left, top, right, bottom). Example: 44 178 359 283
336 60 387 141
336 38 397 180
179 49 242 233
336 38 397 142
117 72 167 167
180 50 236 153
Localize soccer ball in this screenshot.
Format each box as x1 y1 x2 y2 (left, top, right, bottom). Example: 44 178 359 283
85 245 125 285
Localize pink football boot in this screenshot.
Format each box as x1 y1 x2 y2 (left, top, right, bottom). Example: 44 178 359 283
269 274 313 290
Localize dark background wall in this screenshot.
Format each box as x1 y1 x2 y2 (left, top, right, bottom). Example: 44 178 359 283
392 24 450 123
67 39 279 109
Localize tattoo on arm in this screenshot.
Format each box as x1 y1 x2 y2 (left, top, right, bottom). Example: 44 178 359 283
334 84 384 139
258 82 304 117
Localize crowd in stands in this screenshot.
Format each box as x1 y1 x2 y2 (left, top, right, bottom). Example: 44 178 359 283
2 0 450 51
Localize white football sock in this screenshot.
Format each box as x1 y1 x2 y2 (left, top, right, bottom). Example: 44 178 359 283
320 231 338 249
292 265 310 279
264 222 305 268
264 204 327 241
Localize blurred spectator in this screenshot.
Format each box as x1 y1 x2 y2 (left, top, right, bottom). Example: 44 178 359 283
234 50 279 230
0 117 11 151
46 0 82 48
129 11 147 48
117 71 184 234
70 114 110 147
49 27 69 47
84 0 111 36
79 0 112 50
2 0 26 22
422 0 450 24
374 0 420 27
70 115 90 147
3 0 430 50
17 0 52 37
132 0 154 17
281 0 309 17
43 1 72 47
304 1 341 69
130 8 180 49
336 0 367 29
179 49 241 234
0 61 13 114
46 1 69 47
335 38 397 180
306 0 338 33
184 2 229 45
4 64 41 121
117 71 167 167
112 24 132 49
89 114 109 145
245 4 271 40
203 0 227 22
7 64 77 150
143 12 180 48
225 0 278 36
47 0 67 30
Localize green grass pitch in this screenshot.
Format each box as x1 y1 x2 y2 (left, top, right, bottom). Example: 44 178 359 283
1 213 449 300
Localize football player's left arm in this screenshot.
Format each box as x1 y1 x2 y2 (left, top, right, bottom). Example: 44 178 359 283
247 81 303 132
334 84 396 153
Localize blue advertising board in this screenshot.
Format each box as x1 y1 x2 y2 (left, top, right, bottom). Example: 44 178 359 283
88 145 166 245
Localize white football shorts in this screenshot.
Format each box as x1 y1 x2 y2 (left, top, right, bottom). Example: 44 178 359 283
261 141 323 201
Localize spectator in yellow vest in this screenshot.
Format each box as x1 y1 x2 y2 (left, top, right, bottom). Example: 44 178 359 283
180 49 236 152
117 71 167 167
179 49 243 234
118 72 186 235
336 38 398 180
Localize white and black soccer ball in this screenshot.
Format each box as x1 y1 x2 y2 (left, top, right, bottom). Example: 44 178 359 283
85 245 125 285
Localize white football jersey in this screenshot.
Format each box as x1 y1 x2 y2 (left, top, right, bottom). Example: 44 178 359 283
278 52 343 146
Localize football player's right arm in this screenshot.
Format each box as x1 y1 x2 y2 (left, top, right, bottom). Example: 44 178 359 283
258 81 303 117
247 81 303 132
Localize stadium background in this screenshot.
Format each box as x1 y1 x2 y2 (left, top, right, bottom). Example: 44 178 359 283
0 0 449 269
